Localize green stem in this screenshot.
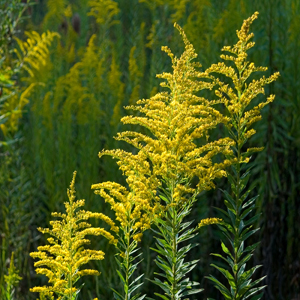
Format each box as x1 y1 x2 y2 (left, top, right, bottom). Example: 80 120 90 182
171 207 177 300
124 226 130 300
170 180 177 300
69 202 73 300
233 86 242 300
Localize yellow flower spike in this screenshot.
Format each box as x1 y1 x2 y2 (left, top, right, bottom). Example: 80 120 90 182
30 172 112 300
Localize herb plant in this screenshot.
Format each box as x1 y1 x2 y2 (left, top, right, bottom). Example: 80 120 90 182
205 12 279 300
30 172 116 300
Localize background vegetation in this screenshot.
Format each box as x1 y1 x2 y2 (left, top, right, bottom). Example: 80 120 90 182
0 0 299 299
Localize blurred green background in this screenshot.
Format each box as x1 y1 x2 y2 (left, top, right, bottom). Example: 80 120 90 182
0 0 299 299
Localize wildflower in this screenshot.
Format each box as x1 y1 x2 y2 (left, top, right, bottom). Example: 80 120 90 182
30 172 114 299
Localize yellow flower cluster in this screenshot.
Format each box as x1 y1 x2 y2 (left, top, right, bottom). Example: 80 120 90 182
92 24 239 250
207 12 280 158
30 172 116 299
92 150 162 241
117 23 235 202
198 218 223 228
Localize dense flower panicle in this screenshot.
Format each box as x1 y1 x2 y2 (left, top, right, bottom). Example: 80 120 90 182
92 150 162 239
207 12 280 157
115 23 235 202
92 24 237 244
30 172 115 299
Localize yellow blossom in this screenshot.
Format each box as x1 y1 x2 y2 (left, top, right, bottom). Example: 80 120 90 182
30 172 111 299
207 12 279 153
198 218 223 228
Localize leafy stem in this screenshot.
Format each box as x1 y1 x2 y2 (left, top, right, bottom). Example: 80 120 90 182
149 182 202 300
113 213 145 300
206 12 277 300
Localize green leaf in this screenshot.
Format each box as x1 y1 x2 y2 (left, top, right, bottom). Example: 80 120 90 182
225 200 236 212
237 241 244 258
240 205 255 220
151 244 169 257
211 253 234 269
151 278 171 294
226 173 237 193
205 275 232 299
155 238 172 252
159 194 170 204
218 228 234 248
178 228 197 243
219 222 235 234
243 286 266 299
178 220 194 233
213 206 230 218
154 272 168 279
116 270 126 284
239 174 252 193
180 288 204 296
238 265 262 284
237 253 253 269
128 282 143 296
248 292 263 300
244 214 261 227
238 219 245 233
243 242 260 254
221 189 237 210
177 243 198 259
154 293 169 300
211 264 236 288
112 288 124 300
221 241 234 259
248 276 267 289
155 258 173 277
228 209 237 227
129 274 144 287
242 195 259 209
151 228 164 237
129 259 144 277
241 228 260 242
132 294 147 300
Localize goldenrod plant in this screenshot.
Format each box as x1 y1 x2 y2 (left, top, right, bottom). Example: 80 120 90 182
0 16 59 137
100 23 235 300
88 0 120 27
92 150 161 300
205 12 280 300
14 30 60 81
30 172 116 300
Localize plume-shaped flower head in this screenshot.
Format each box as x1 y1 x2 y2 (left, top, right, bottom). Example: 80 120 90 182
30 171 117 299
206 12 280 159
115 23 235 206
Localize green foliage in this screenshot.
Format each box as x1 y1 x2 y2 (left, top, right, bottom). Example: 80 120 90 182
0 0 32 50
113 241 146 300
2 252 22 300
149 192 202 300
